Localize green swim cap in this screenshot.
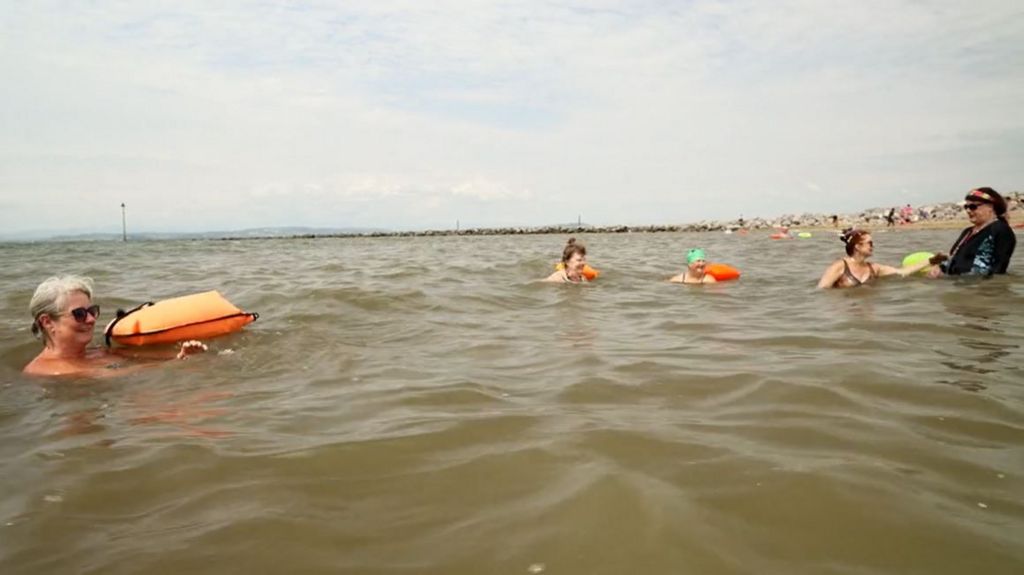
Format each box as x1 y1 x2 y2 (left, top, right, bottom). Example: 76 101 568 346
687 248 706 265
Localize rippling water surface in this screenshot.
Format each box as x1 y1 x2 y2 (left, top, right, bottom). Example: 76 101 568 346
1 230 1022 574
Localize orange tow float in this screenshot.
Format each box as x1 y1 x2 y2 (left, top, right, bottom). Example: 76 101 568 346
705 263 741 281
555 263 600 280
104 291 258 346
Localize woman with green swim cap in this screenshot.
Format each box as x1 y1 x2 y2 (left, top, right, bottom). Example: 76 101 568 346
670 248 717 284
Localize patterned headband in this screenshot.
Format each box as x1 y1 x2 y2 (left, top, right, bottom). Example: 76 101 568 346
967 189 993 202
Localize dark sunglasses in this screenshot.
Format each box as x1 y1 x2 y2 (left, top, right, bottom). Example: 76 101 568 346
964 203 983 211
67 305 101 323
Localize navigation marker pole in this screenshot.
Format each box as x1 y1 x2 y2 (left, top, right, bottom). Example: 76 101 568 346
121 203 127 242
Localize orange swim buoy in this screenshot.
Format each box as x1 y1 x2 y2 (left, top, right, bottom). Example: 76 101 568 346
104 291 258 346
555 263 599 280
705 263 741 281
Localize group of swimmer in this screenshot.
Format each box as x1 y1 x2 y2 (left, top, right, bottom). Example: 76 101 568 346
544 187 1016 289
543 239 720 284
819 188 1016 287
23 188 1017 376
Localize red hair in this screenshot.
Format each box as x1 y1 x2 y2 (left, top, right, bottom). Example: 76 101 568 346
840 228 870 256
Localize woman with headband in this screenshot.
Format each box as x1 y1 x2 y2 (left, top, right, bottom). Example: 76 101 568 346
931 187 1016 277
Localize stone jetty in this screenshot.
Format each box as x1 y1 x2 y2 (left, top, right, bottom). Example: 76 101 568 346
220 192 1021 240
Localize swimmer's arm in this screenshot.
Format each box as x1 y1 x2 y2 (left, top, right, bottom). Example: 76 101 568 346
989 228 1015 275
98 342 208 376
111 341 208 361
816 260 844 289
110 347 174 360
542 270 566 282
24 342 208 378
877 253 949 277
874 263 906 277
704 274 718 283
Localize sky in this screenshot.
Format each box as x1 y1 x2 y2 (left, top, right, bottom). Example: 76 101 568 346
1 0 1023 235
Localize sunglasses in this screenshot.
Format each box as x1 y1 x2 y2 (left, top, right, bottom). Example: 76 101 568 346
67 305 101 323
964 203 983 211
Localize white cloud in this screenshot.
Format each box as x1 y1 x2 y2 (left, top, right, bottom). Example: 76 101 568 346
1 0 1022 234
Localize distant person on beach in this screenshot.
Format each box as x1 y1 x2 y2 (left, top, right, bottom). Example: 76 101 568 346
930 188 1016 277
670 248 718 284
831 215 839 228
23 275 207 376
885 208 896 227
901 204 913 223
817 229 947 289
738 215 745 228
544 238 589 283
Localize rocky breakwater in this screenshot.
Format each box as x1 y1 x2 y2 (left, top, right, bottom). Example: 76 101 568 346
220 192 1020 241
713 191 1022 232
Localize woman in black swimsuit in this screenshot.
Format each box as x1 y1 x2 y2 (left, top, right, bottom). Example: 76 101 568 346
817 229 947 289
930 187 1016 277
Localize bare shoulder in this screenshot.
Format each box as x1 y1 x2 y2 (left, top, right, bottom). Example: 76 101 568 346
543 270 565 282
817 259 845 288
22 356 47 375
24 349 118 377
821 259 846 276
669 273 685 283
23 355 72 376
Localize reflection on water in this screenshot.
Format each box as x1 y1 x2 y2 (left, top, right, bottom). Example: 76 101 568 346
1 231 1023 575
936 282 1021 388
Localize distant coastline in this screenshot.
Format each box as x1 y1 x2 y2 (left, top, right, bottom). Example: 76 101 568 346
213 193 1021 241
8 193 1020 243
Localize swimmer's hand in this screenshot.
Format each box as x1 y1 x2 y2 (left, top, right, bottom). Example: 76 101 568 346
177 340 209 360
928 253 949 265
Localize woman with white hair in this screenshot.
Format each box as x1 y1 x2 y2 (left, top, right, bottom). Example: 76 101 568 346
24 275 207 376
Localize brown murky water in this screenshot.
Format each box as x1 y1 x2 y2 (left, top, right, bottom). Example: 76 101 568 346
1 230 1022 574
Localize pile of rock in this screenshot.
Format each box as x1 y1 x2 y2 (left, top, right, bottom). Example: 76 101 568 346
222 192 1021 241
355 191 1020 237
715 191 1022 231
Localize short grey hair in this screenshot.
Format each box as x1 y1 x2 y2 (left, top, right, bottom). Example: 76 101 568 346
29 275 95 340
